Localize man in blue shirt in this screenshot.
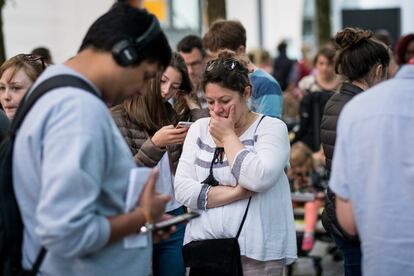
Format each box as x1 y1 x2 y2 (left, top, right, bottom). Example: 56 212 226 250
203 19 283 118
177 35 208 108
330 65 414 276
13 4 172 275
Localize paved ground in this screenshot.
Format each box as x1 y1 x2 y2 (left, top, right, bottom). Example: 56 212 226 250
290 205 344 276
289 240 344 276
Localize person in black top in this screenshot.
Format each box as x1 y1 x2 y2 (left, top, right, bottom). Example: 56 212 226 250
320 27 390 276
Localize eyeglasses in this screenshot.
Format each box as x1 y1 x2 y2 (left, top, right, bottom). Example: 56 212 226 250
22 54 46 70
205 58 245 73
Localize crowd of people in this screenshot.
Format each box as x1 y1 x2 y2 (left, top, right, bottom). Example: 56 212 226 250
0 2 413 276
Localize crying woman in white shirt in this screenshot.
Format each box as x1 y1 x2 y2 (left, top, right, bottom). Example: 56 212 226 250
174 49 297 276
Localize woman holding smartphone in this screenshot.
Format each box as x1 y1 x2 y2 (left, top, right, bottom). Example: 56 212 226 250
174 50 297 275
111 53 193 276
160 53 209 122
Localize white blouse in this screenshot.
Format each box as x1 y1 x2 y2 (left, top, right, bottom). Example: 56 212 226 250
174 115 297 263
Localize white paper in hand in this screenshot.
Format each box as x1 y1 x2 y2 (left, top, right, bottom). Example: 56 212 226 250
124 167 152 249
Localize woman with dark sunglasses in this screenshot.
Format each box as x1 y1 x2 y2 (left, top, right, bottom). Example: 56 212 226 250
0 54 46 120
174 50 297 275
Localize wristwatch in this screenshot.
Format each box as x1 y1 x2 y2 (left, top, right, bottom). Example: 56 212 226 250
139 222 154 233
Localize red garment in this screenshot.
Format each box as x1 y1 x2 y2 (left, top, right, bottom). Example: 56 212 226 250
298 60 312 80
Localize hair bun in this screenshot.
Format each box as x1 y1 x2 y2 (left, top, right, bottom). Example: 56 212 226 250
335 27 374 50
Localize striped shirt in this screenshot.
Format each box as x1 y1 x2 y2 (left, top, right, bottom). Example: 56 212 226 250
174 115 297 263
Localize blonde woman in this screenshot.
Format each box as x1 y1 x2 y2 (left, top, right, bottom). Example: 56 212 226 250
0 54 46 120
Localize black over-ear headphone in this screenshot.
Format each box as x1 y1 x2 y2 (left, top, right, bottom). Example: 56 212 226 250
112 15 161 67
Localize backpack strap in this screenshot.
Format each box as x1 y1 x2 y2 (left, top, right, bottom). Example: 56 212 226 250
10 74 101 133
5 74 100 275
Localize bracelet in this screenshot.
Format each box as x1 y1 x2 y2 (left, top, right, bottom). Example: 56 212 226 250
204 185 211 210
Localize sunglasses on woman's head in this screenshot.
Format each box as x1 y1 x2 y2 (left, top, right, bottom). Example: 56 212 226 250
206 58 244 73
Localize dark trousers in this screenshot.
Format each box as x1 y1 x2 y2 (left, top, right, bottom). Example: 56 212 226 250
153 206 186 276
331 231 362 276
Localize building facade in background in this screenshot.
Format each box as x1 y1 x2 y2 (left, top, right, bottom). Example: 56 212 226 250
332 0 414 47
3 0 114 62
3 0 413 63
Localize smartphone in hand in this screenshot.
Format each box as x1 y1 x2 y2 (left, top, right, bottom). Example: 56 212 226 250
176 121 193 129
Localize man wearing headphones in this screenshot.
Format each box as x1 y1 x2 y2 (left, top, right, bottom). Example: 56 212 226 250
12 3 172 275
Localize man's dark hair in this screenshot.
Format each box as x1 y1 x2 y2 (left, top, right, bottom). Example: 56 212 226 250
31 47 53 64
374 29 393 47
79 3 171 69
277 41 287 54
203 19 246 53
177 35 206 57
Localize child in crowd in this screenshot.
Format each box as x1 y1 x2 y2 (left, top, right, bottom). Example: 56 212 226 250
288 142 326 252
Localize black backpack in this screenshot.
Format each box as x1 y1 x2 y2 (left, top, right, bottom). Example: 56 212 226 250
0 75 99 276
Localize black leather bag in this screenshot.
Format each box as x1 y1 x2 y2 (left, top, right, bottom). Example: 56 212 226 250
182 198 251 276
183 238 243 276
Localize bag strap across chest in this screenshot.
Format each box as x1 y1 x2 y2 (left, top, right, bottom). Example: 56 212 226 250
235 115 266 238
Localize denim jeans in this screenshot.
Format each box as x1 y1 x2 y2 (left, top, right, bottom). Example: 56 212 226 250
153 206 186 276
331 231 362 276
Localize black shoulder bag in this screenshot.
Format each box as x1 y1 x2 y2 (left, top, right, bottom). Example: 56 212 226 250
182 199 250 276
182 115 266 276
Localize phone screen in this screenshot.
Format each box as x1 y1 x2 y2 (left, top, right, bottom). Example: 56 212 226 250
176 121 193 129
153 212 200 231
